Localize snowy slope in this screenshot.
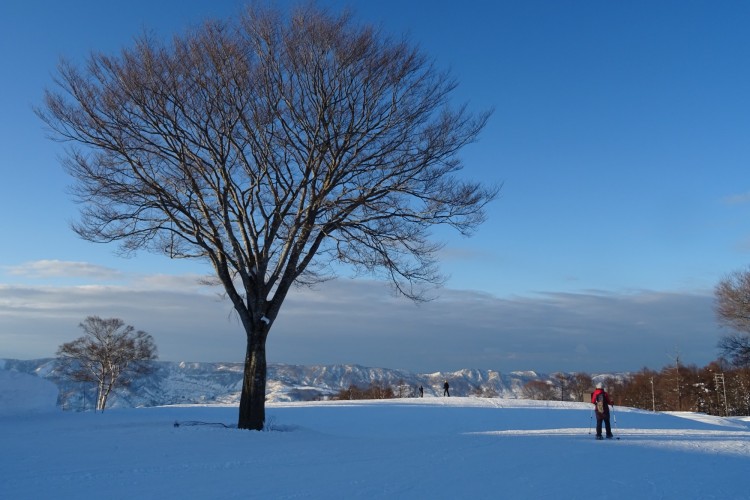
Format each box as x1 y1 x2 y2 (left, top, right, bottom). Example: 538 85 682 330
1 393 749 499
0 368 58 415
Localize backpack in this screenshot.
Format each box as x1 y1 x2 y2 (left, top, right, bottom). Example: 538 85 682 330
595 392 606 413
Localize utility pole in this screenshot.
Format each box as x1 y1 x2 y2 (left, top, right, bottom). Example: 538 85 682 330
714 373 729 416
650 377 656 412
668 351 682 411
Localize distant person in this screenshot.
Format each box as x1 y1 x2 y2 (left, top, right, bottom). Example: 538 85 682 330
443 380 450 397
591 383 614 439
418 385 424 397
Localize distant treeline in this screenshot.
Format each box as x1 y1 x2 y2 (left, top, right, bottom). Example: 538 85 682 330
522 361 749 416
332 362 749 417
333 382 397 400
605 361 749 416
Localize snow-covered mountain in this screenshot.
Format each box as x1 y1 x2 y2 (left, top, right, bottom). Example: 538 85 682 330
0 358 601 410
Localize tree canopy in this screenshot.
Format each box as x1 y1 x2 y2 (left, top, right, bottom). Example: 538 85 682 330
715 268 750 367
39 4 498 429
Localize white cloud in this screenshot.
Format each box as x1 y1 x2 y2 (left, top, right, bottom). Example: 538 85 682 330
5 260 122 280
129 273 218 291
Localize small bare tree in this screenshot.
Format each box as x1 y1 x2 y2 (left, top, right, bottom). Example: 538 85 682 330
715 268 750 367
38 5 497 429
552 372 573 401
57 316 157 411
522 380 556 401
471 384 499 398
569 372 593 402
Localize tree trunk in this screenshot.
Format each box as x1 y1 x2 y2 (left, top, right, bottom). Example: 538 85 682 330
238 333 268 430
97 380 106 412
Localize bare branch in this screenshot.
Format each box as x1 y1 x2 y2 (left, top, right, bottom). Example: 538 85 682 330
38 4 498 429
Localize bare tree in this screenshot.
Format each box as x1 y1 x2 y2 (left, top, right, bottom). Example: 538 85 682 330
333 382 395 400
715 269 750 367
471 384 499 398
568 372 593 402
618 368 659 411
552 372 573 401
522 380 556 401
718 334 750 368
37 5 498 430
57 316 157 411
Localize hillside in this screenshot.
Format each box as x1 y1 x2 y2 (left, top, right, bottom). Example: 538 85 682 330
0 358 611 409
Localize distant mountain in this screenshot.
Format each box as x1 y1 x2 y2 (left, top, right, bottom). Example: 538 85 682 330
0 358 616 410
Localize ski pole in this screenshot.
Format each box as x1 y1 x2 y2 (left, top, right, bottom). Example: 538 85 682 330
588 407 593 434
612 405 618 434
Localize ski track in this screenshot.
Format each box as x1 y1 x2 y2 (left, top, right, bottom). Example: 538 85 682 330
471 427 750 456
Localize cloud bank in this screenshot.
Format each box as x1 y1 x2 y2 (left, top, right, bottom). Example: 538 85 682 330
0 272 723 374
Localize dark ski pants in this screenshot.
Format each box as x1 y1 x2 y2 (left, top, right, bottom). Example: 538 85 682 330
596 413 612 437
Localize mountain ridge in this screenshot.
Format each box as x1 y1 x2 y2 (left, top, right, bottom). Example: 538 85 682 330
0 358 618 410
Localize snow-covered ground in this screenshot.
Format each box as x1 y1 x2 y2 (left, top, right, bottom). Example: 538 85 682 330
2 371 749 499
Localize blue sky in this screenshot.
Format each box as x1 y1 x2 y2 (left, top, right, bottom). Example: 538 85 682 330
2 0 750 373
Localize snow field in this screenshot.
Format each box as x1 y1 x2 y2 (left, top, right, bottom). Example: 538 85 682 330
1 396 749 499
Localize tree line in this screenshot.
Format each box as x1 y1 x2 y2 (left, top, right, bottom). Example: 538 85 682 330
333 383 396 400
520 362 749 417
604 362 749 416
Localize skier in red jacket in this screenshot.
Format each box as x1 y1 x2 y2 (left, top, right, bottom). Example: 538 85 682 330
591 383 614 440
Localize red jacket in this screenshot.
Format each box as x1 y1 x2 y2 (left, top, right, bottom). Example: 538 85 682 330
591 388 613 413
